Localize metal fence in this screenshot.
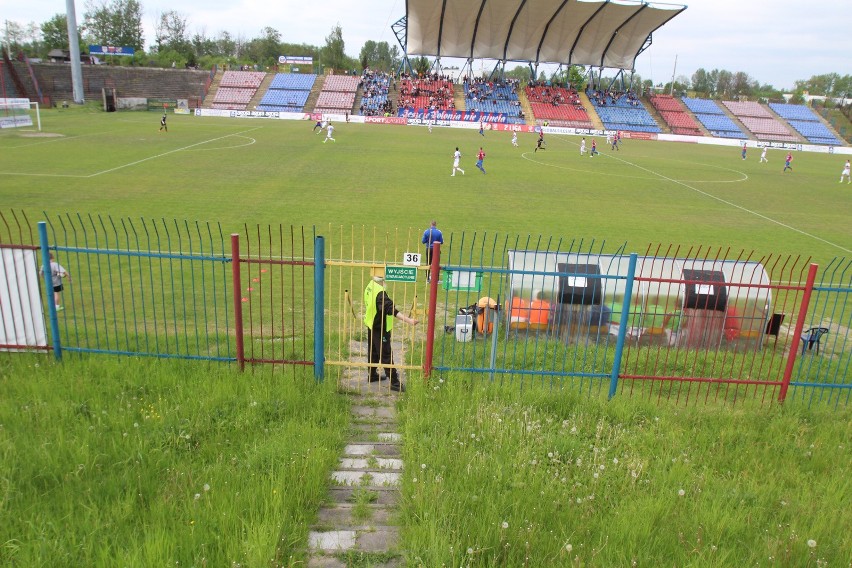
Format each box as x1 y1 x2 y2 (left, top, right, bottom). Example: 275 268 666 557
2 213 850 407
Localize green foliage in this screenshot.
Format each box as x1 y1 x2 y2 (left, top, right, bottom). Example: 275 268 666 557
400 378 852 565
0 357 349 565
83 0 145 51
320 24 353 73
411 56 431 77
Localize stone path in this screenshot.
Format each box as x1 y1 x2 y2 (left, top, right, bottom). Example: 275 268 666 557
306 340 406 567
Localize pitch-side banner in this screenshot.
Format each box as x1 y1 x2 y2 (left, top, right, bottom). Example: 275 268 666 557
0 249 47 350
397 109 509 123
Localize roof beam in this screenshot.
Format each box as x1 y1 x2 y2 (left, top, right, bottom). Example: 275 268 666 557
501 0 529 63
468 0 490 61
568 0 609 66
599 3 646 68
534 0 572 68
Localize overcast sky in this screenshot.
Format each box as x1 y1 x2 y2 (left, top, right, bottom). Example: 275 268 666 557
5 0 850 91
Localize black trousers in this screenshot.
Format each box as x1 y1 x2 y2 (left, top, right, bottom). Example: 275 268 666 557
367 326 398 381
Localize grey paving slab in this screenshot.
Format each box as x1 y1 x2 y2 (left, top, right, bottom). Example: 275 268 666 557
339 457 403 470
308 530 356 551
331 471 401 487
328 487 400 506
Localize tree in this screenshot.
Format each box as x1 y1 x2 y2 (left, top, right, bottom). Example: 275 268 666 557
41 14 71 52
84 0 144 51
2 20 26 55
154 10 189 56
320 24 347 72
411 56 430 77
691 68 710 95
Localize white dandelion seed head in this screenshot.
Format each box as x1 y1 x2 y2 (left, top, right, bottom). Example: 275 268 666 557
467 547 474 555
421 463 426 470
502 521 509 529
593 472 599 479
203 484 210 492
678 489 686 497
565 543 573 552
194 493 201 500
807 539 817 548
612 458 619 464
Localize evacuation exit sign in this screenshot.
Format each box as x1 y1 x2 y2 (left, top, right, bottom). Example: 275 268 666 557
384 266 417 283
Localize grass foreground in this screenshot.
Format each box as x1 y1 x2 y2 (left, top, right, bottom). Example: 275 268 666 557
1 355 850 566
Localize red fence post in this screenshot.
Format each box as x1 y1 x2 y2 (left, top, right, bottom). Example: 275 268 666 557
424 242 441 378
778 262 819 402
231 233 245 371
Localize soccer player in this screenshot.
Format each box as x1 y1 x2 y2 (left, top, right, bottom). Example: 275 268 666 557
534 131 545 152
159 113 168 132
759 146 768 163
323 123 335 143
451 147 465 176
479 120 485 136
783 152 793 172
312 118 323 132
579 137 586 156
511 132 518 147
741 142 747 160
611 133 620 151
840 160 851 184
590 139 598 157
476 147 486 174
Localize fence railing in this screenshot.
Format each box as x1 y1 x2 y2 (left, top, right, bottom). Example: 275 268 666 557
2 214 850 407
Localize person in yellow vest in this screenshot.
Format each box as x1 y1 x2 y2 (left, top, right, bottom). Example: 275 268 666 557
364 272 418 392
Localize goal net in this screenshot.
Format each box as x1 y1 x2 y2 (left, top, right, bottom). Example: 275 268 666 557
0 98 41 131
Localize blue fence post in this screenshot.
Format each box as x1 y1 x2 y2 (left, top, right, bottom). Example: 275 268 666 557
314 236 325 382
38 221 62 361
609 252 637 399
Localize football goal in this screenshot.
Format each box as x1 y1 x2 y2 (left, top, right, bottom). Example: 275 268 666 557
0 98 41 131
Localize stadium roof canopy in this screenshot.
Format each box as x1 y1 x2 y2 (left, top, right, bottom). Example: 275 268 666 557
402 0 687 71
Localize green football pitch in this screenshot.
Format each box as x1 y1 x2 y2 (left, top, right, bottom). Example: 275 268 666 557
1 107 849 267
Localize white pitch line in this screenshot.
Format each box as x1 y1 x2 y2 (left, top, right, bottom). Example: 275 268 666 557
545 135 850 254
602 149 851 254
87 127 264 177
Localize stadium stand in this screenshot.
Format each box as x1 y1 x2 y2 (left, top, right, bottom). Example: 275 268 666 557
396 75 455 116
525 85 591 128
722 100 797 142
587 89 661 133
359 70 392 116
465 78 525 124
649 94 702 136
315 74 359 114
212 70 266 110
769 103 843 145
256 73 317 112
681 97 745 139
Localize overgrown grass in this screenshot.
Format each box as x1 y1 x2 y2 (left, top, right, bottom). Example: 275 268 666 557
400 377 852 566
0 355 348 566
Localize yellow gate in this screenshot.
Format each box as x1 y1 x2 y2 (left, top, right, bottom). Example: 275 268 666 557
323 225 430 392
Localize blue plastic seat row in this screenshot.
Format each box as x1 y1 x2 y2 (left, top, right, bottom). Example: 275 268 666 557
681 97 725 115
268 73 316 91
259 90 310 107
768 103 818 121
694 112 743 134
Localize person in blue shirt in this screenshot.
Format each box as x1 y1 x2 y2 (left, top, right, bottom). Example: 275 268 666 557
421 220 444 282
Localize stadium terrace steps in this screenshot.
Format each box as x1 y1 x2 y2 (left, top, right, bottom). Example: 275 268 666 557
247 72 276 110
201 69 224 109
644 97 672 134
454 89 467 112
303 74 327 114
26 63 210 107
579 92 604 130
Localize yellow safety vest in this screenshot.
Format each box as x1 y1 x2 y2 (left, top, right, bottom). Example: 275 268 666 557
364 280 394 331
